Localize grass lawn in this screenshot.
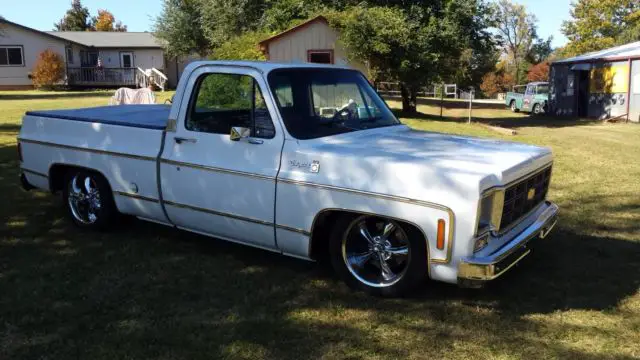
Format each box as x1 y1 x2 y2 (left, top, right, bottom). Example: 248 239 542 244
1 91 639 359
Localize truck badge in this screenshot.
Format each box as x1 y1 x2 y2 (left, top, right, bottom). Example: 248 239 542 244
527 188 536 200
310 160 320 173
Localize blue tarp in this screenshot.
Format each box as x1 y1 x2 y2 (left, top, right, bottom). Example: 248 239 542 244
26 105 171 130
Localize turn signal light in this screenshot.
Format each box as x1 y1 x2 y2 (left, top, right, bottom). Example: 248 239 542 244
437 219 446 250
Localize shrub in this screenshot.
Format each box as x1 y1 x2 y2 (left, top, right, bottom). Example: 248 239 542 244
31 49 65 89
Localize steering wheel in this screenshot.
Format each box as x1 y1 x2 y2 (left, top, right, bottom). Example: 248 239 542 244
332 106 354 123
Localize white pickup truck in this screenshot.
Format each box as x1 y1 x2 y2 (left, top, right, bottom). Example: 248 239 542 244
18 61 558 296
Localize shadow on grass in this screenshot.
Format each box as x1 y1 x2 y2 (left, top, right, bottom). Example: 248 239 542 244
1 144 638 359
392 108 603 129
0 91 111 101
0 123 21 133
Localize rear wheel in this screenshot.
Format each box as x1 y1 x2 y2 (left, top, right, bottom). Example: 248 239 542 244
62 170 117 230
510 100 519 112
329 214 427 297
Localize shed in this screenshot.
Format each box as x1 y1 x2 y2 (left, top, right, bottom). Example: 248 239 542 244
549 41 640 122
258 16 369 76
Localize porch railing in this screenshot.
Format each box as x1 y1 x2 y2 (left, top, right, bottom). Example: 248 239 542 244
67 67 137 86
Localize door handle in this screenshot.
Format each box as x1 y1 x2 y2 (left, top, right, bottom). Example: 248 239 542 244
247 138 264 145
174 137 197 144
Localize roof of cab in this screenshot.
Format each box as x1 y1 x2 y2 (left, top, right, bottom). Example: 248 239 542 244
183 60 354 74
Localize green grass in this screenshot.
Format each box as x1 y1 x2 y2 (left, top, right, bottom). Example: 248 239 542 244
1 91 639 359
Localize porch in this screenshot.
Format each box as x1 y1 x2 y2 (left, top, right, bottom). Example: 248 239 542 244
66 67 167 90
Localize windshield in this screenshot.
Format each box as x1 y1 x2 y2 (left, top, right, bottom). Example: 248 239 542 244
267 68 400 140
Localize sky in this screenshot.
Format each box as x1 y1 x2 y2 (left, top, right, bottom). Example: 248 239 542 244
1 0 571 48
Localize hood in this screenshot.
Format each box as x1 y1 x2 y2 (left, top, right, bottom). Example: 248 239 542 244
286 125 552 203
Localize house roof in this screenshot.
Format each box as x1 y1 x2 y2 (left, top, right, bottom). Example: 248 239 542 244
554 41 640 64
259 16 329 46
46 31 163 48
0 18 85 47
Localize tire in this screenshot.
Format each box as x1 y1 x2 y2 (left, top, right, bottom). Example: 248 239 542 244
329 214 428 297
532 103 542 115
510 100 519 113
62 169 117 230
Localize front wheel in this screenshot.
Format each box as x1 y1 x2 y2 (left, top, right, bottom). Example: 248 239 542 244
329 214 428 297
532 103 543 115
62 170 117 230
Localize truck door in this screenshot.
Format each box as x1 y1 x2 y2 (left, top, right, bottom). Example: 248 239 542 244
159 65 284 249
522 84 535 112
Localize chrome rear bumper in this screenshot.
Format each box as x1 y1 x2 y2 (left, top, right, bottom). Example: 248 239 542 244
458 201 558 282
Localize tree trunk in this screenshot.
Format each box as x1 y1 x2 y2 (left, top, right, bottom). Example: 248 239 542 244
400 83 417 113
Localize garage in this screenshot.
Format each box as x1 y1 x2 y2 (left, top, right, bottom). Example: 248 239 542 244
549 41 640 122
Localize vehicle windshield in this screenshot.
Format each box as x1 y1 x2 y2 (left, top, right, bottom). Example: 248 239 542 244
536 84 549 94
267 68 400 140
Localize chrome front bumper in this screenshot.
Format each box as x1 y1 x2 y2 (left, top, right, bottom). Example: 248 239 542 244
458 201 558 282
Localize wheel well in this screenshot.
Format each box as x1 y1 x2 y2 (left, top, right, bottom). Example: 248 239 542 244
48 164 111 194
308 209 428 261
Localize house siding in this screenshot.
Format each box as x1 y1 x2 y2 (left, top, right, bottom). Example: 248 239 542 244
68 47 164 70
0 23 67 87
266 21 369 77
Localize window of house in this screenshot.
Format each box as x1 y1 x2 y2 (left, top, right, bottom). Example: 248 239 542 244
0 46 24 66
66 47 74 64
187 73 275 139
307 50 333 64
80 51 98 67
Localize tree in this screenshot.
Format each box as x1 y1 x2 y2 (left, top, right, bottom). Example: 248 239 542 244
211 30 269 60
480 70 514 98
54 0 91 31
616 21 640 45
198 0 266 48
153 0 212 57
330 1 495 113
91 10 127 32
31 49 66 89
527 36 553 64
561 0 640 57
527 61 549 82
492 0 539 84
260 0 323 31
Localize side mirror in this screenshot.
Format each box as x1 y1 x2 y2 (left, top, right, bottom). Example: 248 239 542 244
230 126 251 141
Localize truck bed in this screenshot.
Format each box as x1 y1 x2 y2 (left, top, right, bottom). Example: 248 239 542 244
26 104 170 130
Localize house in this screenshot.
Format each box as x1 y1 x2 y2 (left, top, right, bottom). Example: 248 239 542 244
0 18 168 90
549 41 640 122
258 16 369 76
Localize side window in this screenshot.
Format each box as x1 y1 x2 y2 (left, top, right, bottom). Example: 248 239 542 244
187 73 275 139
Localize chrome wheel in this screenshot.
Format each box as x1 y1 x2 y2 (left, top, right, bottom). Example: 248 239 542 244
67 173 102 225
510 101 517 112
341 216 410 288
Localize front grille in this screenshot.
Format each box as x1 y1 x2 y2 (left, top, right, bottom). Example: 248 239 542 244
500 166 552 230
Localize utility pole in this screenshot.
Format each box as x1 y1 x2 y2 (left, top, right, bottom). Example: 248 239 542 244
468 87 474 124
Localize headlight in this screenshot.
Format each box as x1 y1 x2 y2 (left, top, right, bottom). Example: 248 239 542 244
476 189 505 236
